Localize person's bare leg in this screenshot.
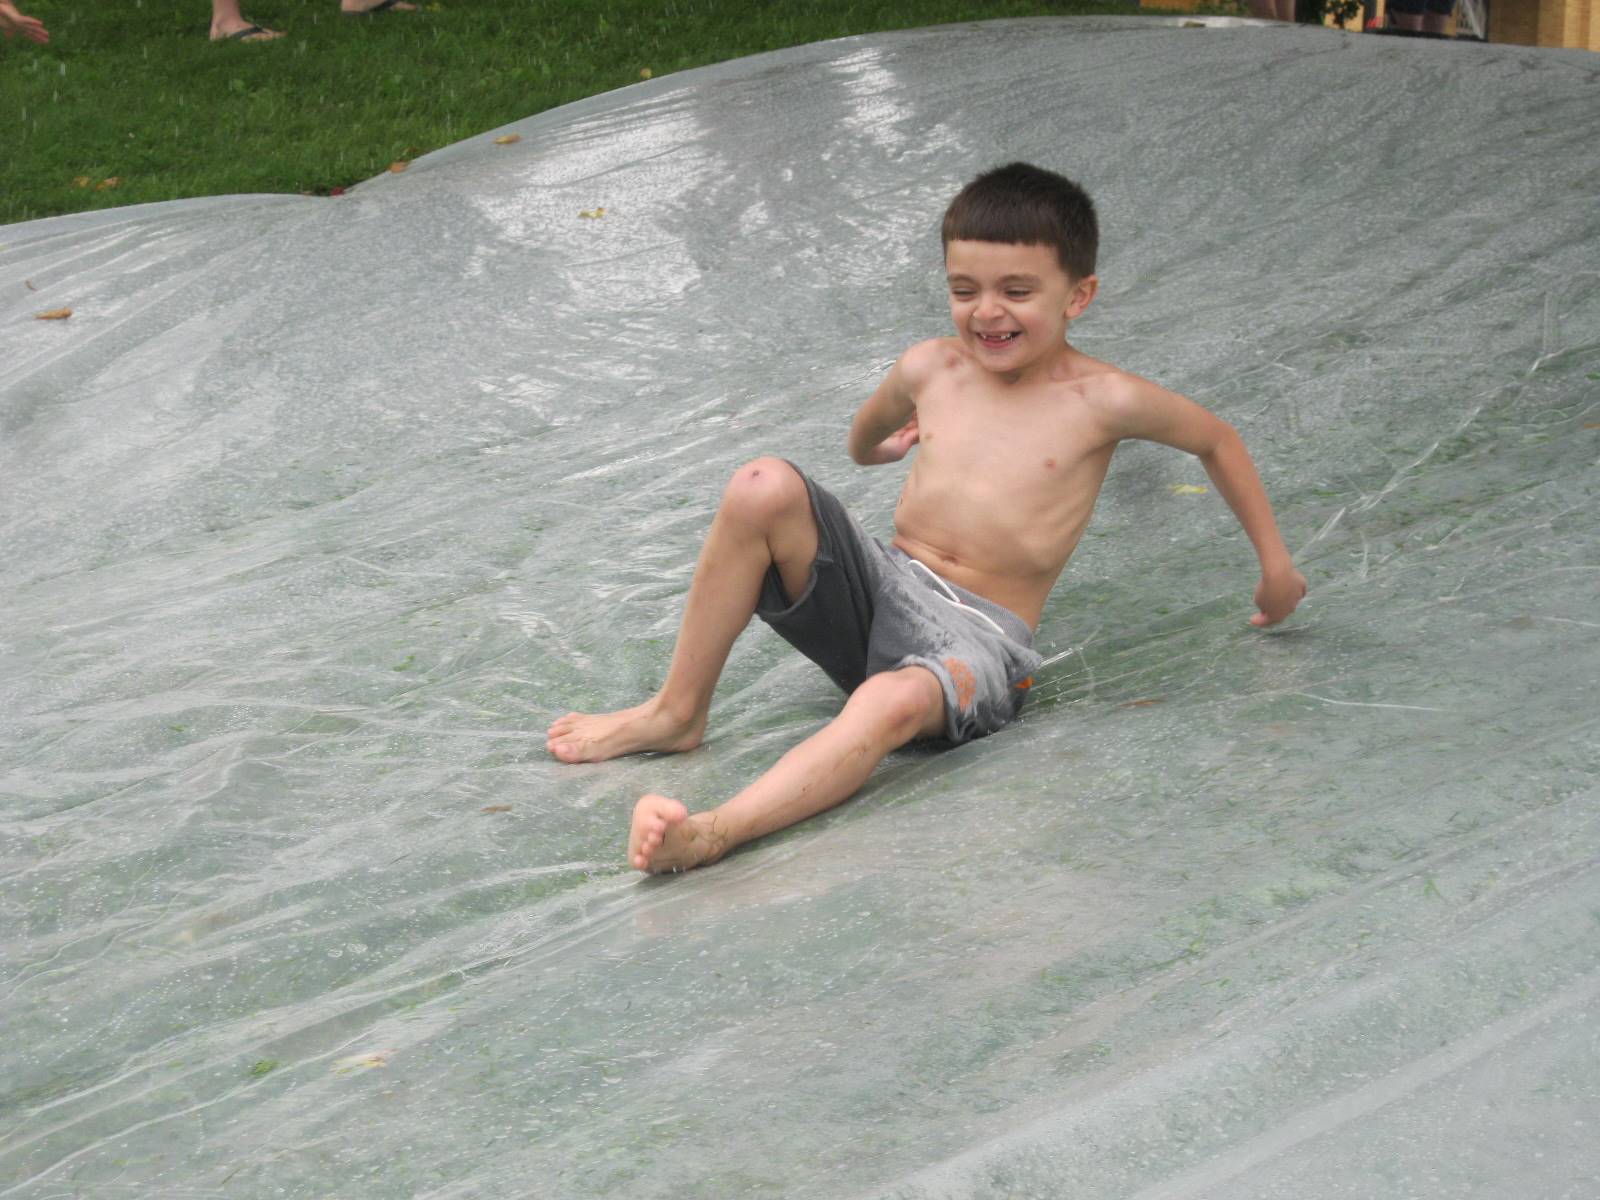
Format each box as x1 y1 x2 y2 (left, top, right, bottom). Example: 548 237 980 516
209 0 283 39
548 458 819 763
629 666 946 872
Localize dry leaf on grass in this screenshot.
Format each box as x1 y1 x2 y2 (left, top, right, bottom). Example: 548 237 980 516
640 67 653 79
72 176 92 189
36 308 73 320
388 161 409 174
95 177 121 191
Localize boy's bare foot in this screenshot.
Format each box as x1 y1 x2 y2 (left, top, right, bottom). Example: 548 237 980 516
628 796 729 873
546 702 703 764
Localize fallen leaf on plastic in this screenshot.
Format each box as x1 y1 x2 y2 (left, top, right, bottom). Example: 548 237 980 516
36 308 73 320
480 805 512 814
639 67 653 79
96 177 121 191
579 207 606 219
329 186 346 196
388 161 409 174
1120 696 1166 708
333 1050 394 1074
1169 484 1207 495
25 279 37 290
1586 422 1600 430
493 133 521 145
72 175 92 188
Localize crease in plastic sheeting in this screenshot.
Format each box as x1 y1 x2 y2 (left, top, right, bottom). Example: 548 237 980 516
3 16 1600 1200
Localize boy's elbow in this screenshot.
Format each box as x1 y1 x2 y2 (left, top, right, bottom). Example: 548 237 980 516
846 417 881 465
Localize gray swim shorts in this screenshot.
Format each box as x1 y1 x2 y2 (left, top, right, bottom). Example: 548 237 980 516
754 464 1044 745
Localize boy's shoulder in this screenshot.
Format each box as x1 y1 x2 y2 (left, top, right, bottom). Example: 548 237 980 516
1055 349 1161 410
897 336 966 378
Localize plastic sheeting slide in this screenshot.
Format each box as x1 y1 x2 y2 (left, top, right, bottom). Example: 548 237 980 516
3 16 1598 1199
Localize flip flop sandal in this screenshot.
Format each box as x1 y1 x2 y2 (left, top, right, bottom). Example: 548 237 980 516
223 24 280 41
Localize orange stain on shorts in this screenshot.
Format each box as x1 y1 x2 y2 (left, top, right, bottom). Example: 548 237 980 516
944 658 977 711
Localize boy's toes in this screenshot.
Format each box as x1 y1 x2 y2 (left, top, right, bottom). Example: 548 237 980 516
552 742 589 764
639 819 665 851
628 795 690 871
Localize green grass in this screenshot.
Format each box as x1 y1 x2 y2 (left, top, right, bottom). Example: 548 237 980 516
2 0 1148 225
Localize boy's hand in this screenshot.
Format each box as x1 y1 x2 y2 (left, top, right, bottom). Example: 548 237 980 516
1251 566 1307 627
872 416 920 464
0 1 49 43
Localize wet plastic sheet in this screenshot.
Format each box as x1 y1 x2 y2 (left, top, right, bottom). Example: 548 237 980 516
3 17 1599 1198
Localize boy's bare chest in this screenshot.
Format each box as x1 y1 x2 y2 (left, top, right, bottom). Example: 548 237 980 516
915 380 1107 482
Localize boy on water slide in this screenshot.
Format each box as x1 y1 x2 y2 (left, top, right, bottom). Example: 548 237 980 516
548 162 1307 873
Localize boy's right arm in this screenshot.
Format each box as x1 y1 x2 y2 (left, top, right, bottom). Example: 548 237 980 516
847 340 941 465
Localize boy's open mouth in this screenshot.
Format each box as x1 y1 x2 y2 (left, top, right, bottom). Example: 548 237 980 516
976 332 1020 346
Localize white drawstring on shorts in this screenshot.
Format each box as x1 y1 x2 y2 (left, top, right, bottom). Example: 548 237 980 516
905 557 1010 639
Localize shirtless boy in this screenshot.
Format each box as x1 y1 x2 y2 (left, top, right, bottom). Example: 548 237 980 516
547 162 1307 874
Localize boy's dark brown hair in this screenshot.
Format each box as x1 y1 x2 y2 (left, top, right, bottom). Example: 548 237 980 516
941 162 1099 281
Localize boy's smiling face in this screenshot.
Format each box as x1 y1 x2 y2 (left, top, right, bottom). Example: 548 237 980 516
945 239 1097 380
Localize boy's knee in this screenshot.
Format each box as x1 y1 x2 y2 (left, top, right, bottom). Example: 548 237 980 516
721 457 807 528
848 668 945 745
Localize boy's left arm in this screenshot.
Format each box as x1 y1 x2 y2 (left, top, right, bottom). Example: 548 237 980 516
1105 375 1307 627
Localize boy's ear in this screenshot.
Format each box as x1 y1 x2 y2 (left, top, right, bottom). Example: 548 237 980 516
1065 274 1099 320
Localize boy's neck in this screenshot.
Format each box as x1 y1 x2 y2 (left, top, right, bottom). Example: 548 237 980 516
979 338 1079 387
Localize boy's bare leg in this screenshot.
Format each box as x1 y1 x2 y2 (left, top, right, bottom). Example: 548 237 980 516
547 459 819 763
629 666 945 872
